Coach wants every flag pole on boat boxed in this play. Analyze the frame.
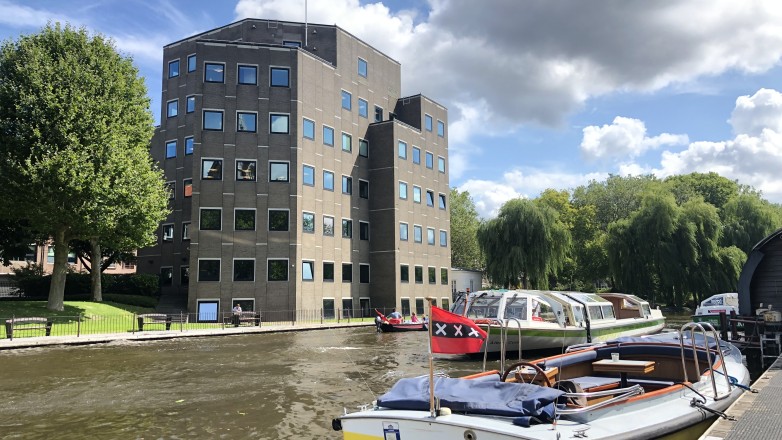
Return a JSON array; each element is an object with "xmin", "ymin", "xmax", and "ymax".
[{"xmin": 426, "ymin": 296, "xmax": 436, "ymax": 418}]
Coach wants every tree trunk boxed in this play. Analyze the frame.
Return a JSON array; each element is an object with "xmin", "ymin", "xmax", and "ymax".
[
  {"xmin": 90, "ymin": 237, "xmax": 103, "ymax": 302},
  {"xmin": 47, "ymin": 227, "xmax": 69, "ymax": 311}
]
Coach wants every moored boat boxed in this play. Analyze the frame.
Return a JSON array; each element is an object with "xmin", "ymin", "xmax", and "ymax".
[{"xmin": 692, "ymin": 292, "xmax": 739, "ymax": 329}]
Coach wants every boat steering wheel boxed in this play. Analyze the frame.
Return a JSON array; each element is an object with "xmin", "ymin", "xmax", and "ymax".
[{"xmin": 500, "ymin": 361, "xmax": 552, "ymax": 386}]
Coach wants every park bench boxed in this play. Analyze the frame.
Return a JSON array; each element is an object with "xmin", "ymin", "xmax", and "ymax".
[
  {"xmin": 5, "ymin": 317, "xmax": 53, "ymax": 339},
  {"xmin": 226, "ymin": 311, "xmax": 262, "ymax": 327},
  {"xmin": 136, "ymin": 313, "xmax": 188, "ymax": 331}
]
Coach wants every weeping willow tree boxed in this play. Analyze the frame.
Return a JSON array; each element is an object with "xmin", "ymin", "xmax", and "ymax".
[{"xmin": 478, "ymin": 198, "xmax": 571, "ymax": 289}]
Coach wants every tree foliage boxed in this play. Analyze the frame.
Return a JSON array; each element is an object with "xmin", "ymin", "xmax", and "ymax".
[
  {"xmin": 449, "ymin": 188, "xmax": 483, "ymax": 269},
  {"xmin": 720, "ymin": 194, "xmax": 780, "ymax": 254}
]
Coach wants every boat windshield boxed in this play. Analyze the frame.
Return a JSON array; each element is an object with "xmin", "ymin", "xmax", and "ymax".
[
  {"xmin": 503, "ymin": 296, "xmax": 527, "ymax": 320},
  {"xmin": 466, "ymin": 296, "xmax": 501, "ymax": 319},
  {"xmin": 531, "ymin": 297, "xmax": 558, "ymax": 323}
]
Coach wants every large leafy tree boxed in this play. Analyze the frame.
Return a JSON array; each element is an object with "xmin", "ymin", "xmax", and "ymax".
[
  {"xmin": 449, "ymin": 188, "xmax": 483, "ymax": 269},
  {"xmin": 572, "ymin": 174, "xmax": 660, "ymax": 231},
  {"xmin": 664, "ymin": 172, "xmax": 741, "ymax": 210},
  {"xmin": 720, "ymin": 194, "xmax": 780, "ymax": 254},
  {"xmin": 0, "ymin": 23, "xmax": 168, "ymax": 309}
]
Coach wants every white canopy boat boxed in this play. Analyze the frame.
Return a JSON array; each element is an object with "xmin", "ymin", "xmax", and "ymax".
[
  {"xmin": 334, "ymin": 325, "xmax": 751, "ymax": 440},
  {"xmin": 450, "ymin": 289, "xmax": 666, "ymax": 354}
]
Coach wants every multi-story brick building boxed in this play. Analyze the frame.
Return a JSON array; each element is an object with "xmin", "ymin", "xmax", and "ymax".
[{"xmin": 138, "ymin": 19, "xmax": 451, "ymax": 321}]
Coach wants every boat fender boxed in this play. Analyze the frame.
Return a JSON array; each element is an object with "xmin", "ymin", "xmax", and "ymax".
[
  {"xmin": 463, "ymin": 429, "xmax": 477, "ymax": 440},
  {"xmin": 438, "ymin": 407, "xmax": 452, "ymax": 416},
  {"xmin": 331, "ymin": 418, "xmax": 342, "ymax": 431}
]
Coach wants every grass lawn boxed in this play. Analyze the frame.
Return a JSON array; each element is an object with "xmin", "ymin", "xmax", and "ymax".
[{"xmin": 0, "ymin": 300, "xmax": 155, "ymax": 318}]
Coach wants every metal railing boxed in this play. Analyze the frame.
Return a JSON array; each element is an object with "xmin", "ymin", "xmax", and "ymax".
[{"xmin": 679, "ymin": 322, "xmax": 733, "ymax": 400}]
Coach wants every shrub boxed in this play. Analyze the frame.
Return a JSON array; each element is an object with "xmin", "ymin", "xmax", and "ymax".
[
  {"xmin": 103, "ymin": 294, "xmax": 158, "ymax": 308},
  {"xmin": 13, "ymin": 271, "xmax": 160, "ymax": 298},
  {"xmin": 111, "ymin": 274, "xmax": 159, "ymax": 297}
]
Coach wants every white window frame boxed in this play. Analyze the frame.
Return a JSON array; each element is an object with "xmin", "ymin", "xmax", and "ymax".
[
  {"xmin": 269, "ymin": 112, "xmax": 290, "ymax": 134},
  {"xmin": 232, "ymin": 258, "xmax": 256, "ymax": 282},
  {"xmin": 302, "ymin": 260, "xmax": 315, "ymax": 281},
  {"xmin": 204, "ymin": 61, "xmax": 226, "ymax": 83},
  {"xmin": 237, "ymin": 63, "xmax": 258, "ymax": 85},
  {"xmin": 199, "ymin": 207, "xmax": 223, "ymax": 231},
  {"xmin": 269, "ymin": 160, "xmax": 290, "ymax": 183},
  {"xmin": 197, "ymin": 258, "xmax": 221, "ymax": 282},
  {"xmin": 166, "ymin": 99, "xmax": 178, "ymax": 118},
  {"xmin": 202, "ymin": 108, "xmax": 224, "ymax": 131},
  {"xmin": 162, "ymin": 223, "xmax": 174, "ymax": 242},
  {"xmin": 236, "ymin": 110, "xmax": 258, "ymax": 133},
  {"xmin": 234, "ymin": 207, "xmax": 257, "ymax": 231},
  {"xmin": 235, "ymin": 158, "xmax": 257, "ymax": 182},
  {"xmin": 201, "ymin": 157, "xmax": 224, "ymax": 181},
  {"xmin": 266, "ymin": 258, "xmax": 290, "ymax": 282},
  {"xmin": 268, "ymin": 208, "xmax": 291, "ymax": 232}
]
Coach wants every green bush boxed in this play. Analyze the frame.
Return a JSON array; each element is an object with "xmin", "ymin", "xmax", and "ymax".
[
  {"xmin": 13, "ymin": 271, "xmax": 160, "ymax": 298},
  {"xmin": 111, "ymin": 274, "xmax": 159, "ymax": 297},
  {"xmin": 103, "ymin": 293, "xmax": 158, "ymax": 308}
]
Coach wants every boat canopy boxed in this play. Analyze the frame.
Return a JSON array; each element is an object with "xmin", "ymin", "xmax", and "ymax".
[{"xmin": 566, "ymin": 293, "xmax": 616, "ymax": 322}]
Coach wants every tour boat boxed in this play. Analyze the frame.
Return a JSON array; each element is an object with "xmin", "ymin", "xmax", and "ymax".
[
  {"xmin": 450, "ymin": 289, "xmax": 666, "ymax": 354},
  {"xmin": 375, "ymin": 310, "xmax": 427, "ymax": 332},
  {"xmin": 333, "ymin": 326, "xmax": 751, "ymax": 440},
  {"xmin": 692, "ymin": 292, "xmax": 739, "ymax": 329}
]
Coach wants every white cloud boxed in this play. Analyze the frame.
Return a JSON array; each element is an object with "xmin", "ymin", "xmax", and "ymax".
[
  {"xmin": 0, "ymin": 0, "xmax": 64, "ymax": 28},
  {"xmin": 580, "ymin": 116, "xmax": 688, "ymax": 161},
  {"xmin": 729, "ymin": 88, "xmax": 782, "ymax": 136}
]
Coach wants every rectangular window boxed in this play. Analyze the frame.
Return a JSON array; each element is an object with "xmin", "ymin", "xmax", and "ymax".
[
  {"xmin": 414, "ymin": 225, "xmax": 422, "ymax": 243},
  {"xmin": 342, "ymin": 176, "xmax": 352, "ymax": 195},
  {"xmin": 302, "ymin": 212, "xmax": 315, "ymax": 233},
  {"xmin": 399, "ymin": 222, "xmax": 408, "ymax": 241},
  {"xmin": 441, "ymin": 268, "xmax": 448, "ymax": 285},
  {"xmin": 183, "ymin": 179, "xmax": 192, "ymax": 198},
  {"xmin": 399, "ymin": 181, "xmax": 408, "ymax": 200},
  {"xmin": 437, "ymin": 120, "xmax": 445, "ymax": 137},
  {"xmin": 302, "ymin": 261, "xmax": 314, "ymax": 281},
  {"xmin": 440, "ymin": 230, "xmax": 447, "ymax": 246},
  {"xmin": 235, "ymin": 209, "xmax": 256, "ymax": 231},
  {"xmin": 358, "ymin": 57, "xmax": 367, "ymax": 77},
  {"xmin": 165, "ymin": 140, "xmax": 176, "ymax": 159},
  {"xmin": 168, "ymin": 59, "xmax": 179, "ymax": 78},
  {"xmin": 205, "ymin": 63, "xmax": 225, "ymax": 83},
  {"xmin": 342, "ymin": 132, "xmax": 352, "ymax": 152},
  {"xmin": 184, "ymin": 137, "xmax": 194, "ymax": 156},
  {"xmin": 358, "ymin": 98, "xmax": 368, "ymax": 118},
  {"xmin": 359, "ymin": 264, "xmax": 370, "ymax": 283},
  {"xmin": 438, "ymin": 193, "xmax": 446, "ymax": 209},
  {"xmin": 283, "ymin": 40, "xmax": 301, "ymax": 48},
  {"xmin": 268, "ymin": 209, "xmax": 289, "ymax": 231},
  {"xmin": 359, "ymin": 139, "xmax": 368, "ymax": 157},
  {"xmin": 203, "ymin": 110, "xmax": 223, "ymax": 130},
  {"xmin": 342, "ymin": 263, "xmax": 352, "ymax": 282},
  {"xmin": 401, "ymin": 298, "xmax": 411, "ymax": 316},
  {"xmin": 426, "ymin": 190, "xmax": 434, "ymax": 207},
  {"xmin": 400, "ymin": 265, "xmax": 409, "ymax": 283},
  {"xmin": 425, "ymin": 114, "xmax": 433, "ymax": 131},
  {"xmin": 438, "ymin": 156, "xmax": 446, "ymax": 173},
  {"xmin": 186, "ymin": 95, "xmax": 195, "ymax": 113},
  {"xmin": 237, "ymin": 112, "xmax": 257, "ymax": 132},
  {"xmin": 187, "ymin": 54, "xmax": 196, "ymax": 72},
  {"xmin": 167, "ymin": 100, "xmax": 178, "ymax": 118},
  {"xmin": 427, "ymin": 227, "xmax": 435, "ymax": 245},
  {"xmin": 359, "ymin": 180, "xmax": 369, "ymax": 199},
  {"xmin": 323, "ymin": 216, "xmax": 334, "ymax": 236},
  {"xmin": 414, "ymin": 266, "xmax": 423, "ymax": 283},
  {"xmin": 200, "ymin": 208, "xmax": 221, "ymax": 230},
  {"xmin": 428, "ymin": 267, "xmax": 436, "ymax": 284},
  {"xmin": 342, "ymin": 298, "xmax": 353, "ymax": 319},
  {"xmin": 182, "ymin": 222, "xmax": 190, "ymax": 240},
  {"xmin": 374, "ymin": 106, "xmax": 383, "ymax": 122},
  {"xmin": 162, "ymin": 224, "xmax": 174, "ymax": 242},
  {"xmin": 269, "ymin": 162, "xmax": 289, "ymax": 182},
  {"xmin": 416, "ymin": 298, "xmax": 425, "ymax": 315},
  {"xmin": 180, "ymin": 266, "xmax": 189, "ymax": 285},
  {"xmin": 270, "ymin": 114, "xmax": 289, "ymax": 134},
  {"xmin": 341, "ymin": 90, "xmax": 352, "ymax": 110},
  {"xmin": 413, "ymin": 186, "xmax": 421, "ymax": 203},
  {"xmin": 238, "ymin": 65, "xmax": 257, "ymax": 85},
  {"xmin": 412, "ymin": 147, "xmax": 420, "ymax": 164},
  {"xmin": 270, "ymin": 67, "xmax": 289, "ymax": 87},
  {"xmin": 236, "ymin": 159, "xmax": 257, "ymax": 181},
  {"xmin": 322, "ymin": 127, "xmax": 335, "ymax": 148},
  {"xmin": 303, "ymin": 118, "xmax": 315, "ymax": 140},
  {"xmin": 359, "ymin": 221, "xmax": 369, "ymax": 241},
  {"xmin": 234, "ymin": 259, "xmax": 255, "ymax": 281},
  {"xmin": 267, "ymin": 259, "xmax": 288, "ymax": 281},
  {"xmin": 425, "ymin": 152, "xmax": 434, "ymax": 169},
  {"xmin": 201, "ymin": 158, "xmax": 223, "ymax": 180},
  {"xmin": 323, "ymin": 262, "xmax": 334, "ymax": 281},
  {"xmin": 166, "ymin": 181, "xmax": 175, "ymax": 199},
  {"xmin": 198, "ymin": 259, "xmax": 220, "ymax": 282},
  {"xmin": 342, "ymin": 219, "xmax": 353, "ymax": 238},
  {"xmin": 303, "ymin": 165, "xmax": 315, "ymax": 186},
  {"xmin": 323, "ymin": 170, "xmax": 334, "ymax": 190},
  {"xmin": 398, "ymin": 140, "xmax": 407, "ymax": 159}
]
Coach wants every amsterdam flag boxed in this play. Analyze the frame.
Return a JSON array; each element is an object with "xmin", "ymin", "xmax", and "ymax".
[{"xmin": 430, "ymin": 306, "xmax": 488, "ymax": 354}]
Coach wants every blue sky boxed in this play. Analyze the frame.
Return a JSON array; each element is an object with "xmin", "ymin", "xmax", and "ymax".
[{"xmin": 2, "ymin": 0, "xmax": 782, "ymax": 218}]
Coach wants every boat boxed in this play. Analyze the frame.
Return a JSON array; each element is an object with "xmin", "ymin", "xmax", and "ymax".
[
  {"xmin": 375, "ymin": 310, "xmax": 427, "ymax": 332},
  {"xmin": 333, "ymin": 325, "xmax": 751, "ymax": 439},
  {"xmin": 692, "ymin": 293, "xmax": 739, "ymax": 329},
  {"xmin": 448, "ymin": 289, "xmax": 666, "ymax": 354}
]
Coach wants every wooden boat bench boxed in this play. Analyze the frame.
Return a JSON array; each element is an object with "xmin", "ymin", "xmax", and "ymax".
[{"xmin": 4, "ymin": 317, "xmax": 53, "ymax": 339}]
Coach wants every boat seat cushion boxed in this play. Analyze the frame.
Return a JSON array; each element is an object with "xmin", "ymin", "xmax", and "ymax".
[
  {"xmin": 562, "ymin": 376, "xmax": 620, "ymax": 391},
  {"xmin": 535, "ymin": 349, "xmax": 597, "ymax": 370}
]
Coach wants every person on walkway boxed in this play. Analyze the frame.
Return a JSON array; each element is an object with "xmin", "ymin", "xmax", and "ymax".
[{"xmin": 232, "ymin": 304, "xmax": 242, "ymax": 326}]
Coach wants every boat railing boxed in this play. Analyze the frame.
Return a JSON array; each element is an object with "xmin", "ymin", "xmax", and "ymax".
[
  {"xmin": 679, "ymin": 322, "xmax": 733, "ymax": 401},
  {"xmin": 556, "ymin": 384, "xmax": 644, "ymax": 415},
  {"xmin": 482, "ymin": 319, "xmax": 503, "ymax": 372},
  {"xmin": 500, "ymin": 318, "xmax": 524, "ymax": 373}
]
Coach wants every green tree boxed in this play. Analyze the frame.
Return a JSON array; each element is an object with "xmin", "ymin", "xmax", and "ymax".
[
  {"xmin": 572, "ymin": 174, "xmax": 660, "ymax": 230},
  {"xmin": 449, "ymin": 188, "xmax": 482, "ymax": 269},
  {"xmin": 0, "ymin": 23, "xmax": 168, "ymax": 309},
  {"xmin": 720, "ymin": 194, "xmax": 780, "ymax": 254},
  {"xmin": 664, "ymin": 172, "xmax": 741, "ymax": 210}
]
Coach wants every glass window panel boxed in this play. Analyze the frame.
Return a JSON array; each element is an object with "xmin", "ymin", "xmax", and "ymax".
[
  {"xmin": 166, "ymin": 141, "xmax": 176, "ymax": 159},
  {"xmin": 236, "ymin": 160, "xmax": 256, "ymax": 181},
  {"xmin": 438, "ymin": 157, "xmax": 446, "ymax": 173},
  {"xmin": 398, "ymin": 141, "xmax": 407, "ymax": 159},
  {"xmin": 358, "ymin": 98, "xmax": 368, "ymax": 118},
  {"xmin": 440, "ymin": 230, "xmax": 447, "ymax": 246},
  {"xmin": 342, "ymin": 176, "xmax": 352, "ymax": 194},
  {"xmin": 185, "ymin": 137, "xmax": 194, "ymax": 155},
  {"xmin": 427, "ymin": 228, "xmax": 435, "ymax": 245},
  {"xmin": 167, "ymin": 100, "xmax": 178, "ymax": 118},
  {"xmin": 342, "ymin": 263, "xmax": 352, "ymax": 282},
  {"xmin": 269, "ymin": 162, "xmax": 289, "ymax": 182},
  {"xmin": 399, "ymin": 223, "xmax": 408, "ymax": 241},
  {"xmin": 439, "ymin": 194, "xmax": 446, "ymax": 209},
  {"xmin": 323, "ymin": 262, "xmax": 334, "ymax": 281},
  {"xmin": 425, "ymin": 114, "xmax": 432, "ymax": 131},
  {"xmin": 235, "ymin": 209, "xmax": 255, "ymax": 230},
  {"xmin": 270, "ymin": 114, "xmax": 289, "ymax": 134},
  {"xmin": 267, "ymin": 260, "xmax": 288, "ymax": 281},
  {"xmin": 270, "ymin": 68, "xmax": 289, "ymax": 87},
  {"xmin": 323, "ymin": 216, "xmax": 334, "ymax": 236},
  {"xmin": 183, "ymin": 179, "xmax": 192, "ymax": 197},
  {"xmin": 168, "ymin": 60, "xmax": 179, "ymax": 78},
  {"xmin": 302, "ymin": 212, "xmax": 315, "ymax": 233},
  {"xmin": 413, "ymin": 186, "xmax": 421, "ymax": 203},
  {"xmin": 303, "ymin": 118, "xmax": 315, "ymax": 140},
  {"xmin": 187, "ymin": 55, "xmax": 196, "ymax": 72},
  {"xmin": 203, "ymin": 110, "xmax": 223, "ymax": 130},
  {"xmin": 323, "ymin": 126, "xmax": 334, "ymax": 146},
  {"xmin": 441, "ymin": 268, "xmax": 448, "ymax": 284},
  {"xmin": 342, "ymin": 219, "xmax": 352, "ymax": 238},
  {"xmin": 302, "ymin": 261, "xmax": 314, "ymax": 281},
  {"xmin": 234, "ymin": 260, "xmax": 255, "ymax": 281},
  {"xmin": 374, "ymin": 106, "xmax": 382, "ymax": 122},
  {"xmin": 400, "ymin": 265, "xmax": 409, "ymax": 282},
  {"xmin": 360, "ymin": 222, "xmax": 369, "ymax": 240},
  {"xmin": 359, "ymin": 180, "xmax": 368, "ymax": 199},
  {"xmin": 428, "ymin": 267, "xmax": 436, "ymax": 284},
  {"xmin": 415, "ymin": 266, "xmax": 423, "ymax": 283},
  {"xmin": 358, "ymin": 58, "xmax": 367, "ymax": 77},
  {"xmin": 186, "ymin": 96, "xmax": 195, "ymax": 113},
  {"xmin": 414, "ymin": 225, "xmax": 422, "ymax": 243},
  {"xmin": 200, "ymin": 209, "xmax": 221, "ymax": 230},
  {"xmin": 323, "ymin": 170, "xmax": 334, "ymax": 190},
  {"xmin": 360, "ymin": 264, "xmax": 369, "ymax": 283},
  {"xmin": 237, "ymin": 112, "xmax": 257, "ymax": 132},
  {"xmin": 341, "ymin": 90, "xmax": 351, "ymax": 110},
  {"xmin": 426, "ymin": 190, "xmax": 434, "ymax": 207},
  {"xmin": 426, "ymin": 152, "xmax": 434, "ymax": 169},
  {"xmin": 342, "ymin": 133, "xmax": 351, "ymax": 152},
  {"xmin": 269, "ymin": 210, "xmax": 289, "ymax": 231},
  {"xmin": 198, "ymin": 260, "xmax": 220, "ymax": 281},
  {"xmin": 238, "ymin": 65, "xmax": 257, "ymax": 85},
  {"xmin": 303, "ymin": 165, "xmax": 315, "ymax": 186},
  {"xmin": 359, "ymin": 139, "xmax": 368, "ymax": 157},
  {"xmin": 202, "ymin": 159, "xmax": 223, "ymax": 180},
  {"xmin": 399, "ymin": 182, "xmax": 407, "ymax": 199},
  {"xmin": 437, "ymin": 120, "xmax": 445, "ymax": 137},
  {"xmin": 412, "ymin": 147, "xmax": 420, "ymax": 164},
  {"xmin": 205, "ymin": 63, "xmax": 224, "ymax": 82}
]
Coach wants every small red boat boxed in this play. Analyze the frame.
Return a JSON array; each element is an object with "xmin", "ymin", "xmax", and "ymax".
[{"xmin": 375, "ymin": 310, "xmax": 428, "ymax": 332}]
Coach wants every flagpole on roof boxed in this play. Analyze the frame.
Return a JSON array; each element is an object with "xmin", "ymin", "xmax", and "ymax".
[
  {"xmin": 304, "ymin": 0, "xmax": 308, "ymax": 47},
  {"xmin": 426, "ymin": 296, "xmax": 436, "ymax": 418}
]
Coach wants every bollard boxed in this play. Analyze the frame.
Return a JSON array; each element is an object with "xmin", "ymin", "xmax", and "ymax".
[{"xmin": 719, "ymin": 312, "xmax": 728, "ymax": 341}]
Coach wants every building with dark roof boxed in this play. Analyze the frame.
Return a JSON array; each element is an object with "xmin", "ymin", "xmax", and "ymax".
[{"xmin": 738, "ymin": 228, "xmax": 782, "ymax": 315}]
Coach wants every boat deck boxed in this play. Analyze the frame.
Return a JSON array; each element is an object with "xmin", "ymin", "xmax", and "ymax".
[{"xmin": 701, "ymin": 355, "xmax": 782, "ymax": 439}]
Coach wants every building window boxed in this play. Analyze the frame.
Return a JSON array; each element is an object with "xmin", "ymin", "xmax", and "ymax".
[
  {"xmin": 302, "ymin": 261, "xmax": 314, "ymax": 281},
  {"xmin": 416, "ymin": 298, "xmax": 425, "ymax": 315},
  {"xmin": 237, "ymin": 112, "xmax": 257, "ymax": 132},
  {"xmin": 238, "ymin": 65, "xmax": 257, "ymax": 85},
  {"xmin": 441, "ymin": 268, "xmax": 448, "ymax": 285},
  {"xmin": 270, "ymin": 67, "xmax": 289, "ymax": 87},
  {"xmin": 269, "ymin": 162, "xmax": 289, "ymax": 182},
  {"xmin": 358, "ymin": 57, "xmax": 367, "ymax": 77},
  {"xmin": 437, "ymin": 120, "xmax": 445, "ymax": 137},
  {"xmin": 168, "ymin": 59, "xmax": 179, "ymax": 78},
  {"xmin": 323, "ymin": 262, "xmax": 334, "ymax": 281},
  {"xmin": 400, "ymin": 265, "xmax": 409, "ymax": 283},
  {"xmin": 425, "ymin": 114, "xmax": 432, "ymax": 131},
  {"xmin": 182, "ymin": 222, "xmax": 190, "ymax": 240},
  {"xmin": 427, "ymin": 228, "xmax": 435, "ymax": 245},
  {"xmin": 399, "ymin": 223, "xmax": 408, "ymax": 241},
  {"xmin": 270, "ymin": 114, "xmax": 289, "ymax": 134},
  {"xmin": 165, "ymin": 140, "xmax": 176, "ymax": 159},
  {"xmin": 399, "ymin": 181, "xmax": 408, "ymax": 200},
  {"xmin": 267, "ymin": 259, "xmax": 288, "ymax": 281},
  {"xmin": 187, "ymin": 54, "xmax": 196, "ymax": 72},
  {"xmin": 186, "ymin": 96, "xmax": 195, "ymax": 113},
  {"xmin": 413, "ymin": 186, "xmax": 421, "ymax": 204},
  {"xmin": 323, "ymin": 170, "xmax": 334, "ymax": 190},
  {"xmin": 428, "ymin": 267, "xmax": 436, "ymax": 284},
  {"xmin": 203, "ymin": 110, "xmax": 223, "ymax": 131},
  {"xmin": 322, "ymin": 126, "xmax": 335, "ymax": 147},
  {"xmin": 341, "ymin": 90, "xmax": 351, "ymax": 110},
  {"xmin": 235, "ymin": 209, "xmax": 256, "ymax": 231},
  {"xmin": 342, "ymin": 219, "xmax": 353, "ymax": 238},
  {"xmin": 185, "ymin": 136, "xmax": 194, "ymax": 155},
  {"xmin": 342, "ymin": 263, "xmax": 352, "ymax": 282},
  {"xmin": 234, "ymin": 259, "xmax": 255, "ymax": 281},
  {"xmin": 341, "ymin": 176, "xmax": 352, "ymax": 195},
  {"xmin": 412, "ymin": 147, "xmax": 420, "ymax": 164},
  {"xmin": 414, "ymin": 225, "xmax": 422, "ymax": 243},
  {"xmin": 236, "ymin": 160, "xmax": 257, "ymax": 181},
  {"xmin": 198, "ymin": 259, "xmax": 220, "ymax": 282},
  {"xmin": 180, "ymin": 266, "xmax": 189, "ymax": 285},
  {"xmin": 342, "ymin": 132, "xmax": 352, "ymax": 152},
  {"xmin": 438, "ymin": 193, "xmax": 446, "ymax": 209},
  {"xmin": 162, "ymin": 224, "xmax": 174, "ymax": 242},
  {"xmin": 303, "ymin": 165, "xmax": 315, "ymax": 186},
  {"xmin": 358, "ymin": 98, "xmax": 368, "ymax": 118},
  {"xmin": 359, "ymin": 264, "xmax": 370, "ymax": 283},
  {"xmin": 359, "ymin": 139, "xmax": 368, "ymax": 157},
  {"xmin": 166, "ymin": 181, "xmax": 175, "ymax": 199},
  {"xmin": 359, "ymin": 180, "xmax": 369, "ymax": 199},
  {"xmin": 204, "ymin": 63, "xmax": 225, "ymax": 83},
  {"xmin": 302, "ymin": 212, "xmax": 315, "ymax": 233},
  {"xmin": 426, "ymin": 152, "xmax": 434, "ymax": 169},
  {"xmin": 359, "ymin": 221, "xmax": 369, "ymax": 241},
  {"xmin": 268, "ymin": 210, "xmax": 289, "ymax": 231},
  {"xmin": 414, "ymin": 266, "xmax": 423, "ymax": 284},
  {"xmin": 283, "ymin": 40, "xmax": 301, "ymax": 48},
  {"xmin": 440, "ymin": 230, "xmax": 448, "ymax": 246},
  {"xmin": 438, "ymin": 156, "xmax": 446, "ymax": 173},
  {"xmin": 426, "ymin": 190, "xmax": 434, "ymax": 207},
  {"xmin": 398, "ymin": 140, "xmax": 407, "ymax": 159},
  {"xmin": 323, "ymin": 216, "xmax": 334, "ymax": 236},
  {"xmin": 167, "ymin": 100, "xmax": 178, "ymax": 118},
  {"xmin": 200, "ymin": 208, "xmax": 221, "ymax": 230},
  {"xmin": 374, "ymin": 105, "xmax": 382, "ymax": 122},
  {"xmin": 303, "ymin": 118, "xmax": 315, "ymax": 140},
  {"xmin": 183, "ymin": 179, "xmax": 192, "ymax": 197},
  {"xmin": 202, "ymin": 158, "xmax": 223, "ymax": 180}
]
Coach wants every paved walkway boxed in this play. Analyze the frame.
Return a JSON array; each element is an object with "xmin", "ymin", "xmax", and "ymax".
[{"xmin": 0, "ymin": 321, "xmax": 375, "ymax": 350}]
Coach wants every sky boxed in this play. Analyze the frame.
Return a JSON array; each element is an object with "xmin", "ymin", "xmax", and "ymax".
[{"xmin": 1, "ymin": 0, "xmax": 782, "ymax": 218}]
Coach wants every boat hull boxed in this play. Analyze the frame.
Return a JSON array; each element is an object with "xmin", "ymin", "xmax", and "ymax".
[{"xmin": 379, "ymin": 322, "xmax": 427, "ymax": 332}]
